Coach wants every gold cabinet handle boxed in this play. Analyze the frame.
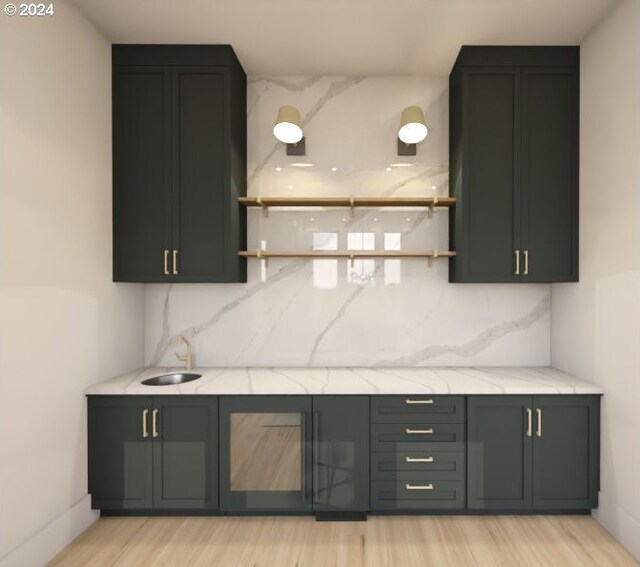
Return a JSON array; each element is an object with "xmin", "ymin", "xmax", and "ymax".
[
  {"xmin": 142, "ymin": 409, "xmax": 149, "ymax": 438},
  {"xmin": 526, "ymin": 408, "xmax": 532, "ymax": 437},
  {"xmin": 524, "ymin": 250, "xmax": 529, "ymax": 275},
  {"xmin": 172, "ymin": 250, "xmax": 179, "ymax": 275},
  {"xmin": 536, "ymin": 408, "xmax": 542, "ymax": 437},
  {"xmin": 405, "ymin": 428, "xmax": 434, "ymax": 435},
  {"xmin": 406, "ymin": 483, "xmax": 434, "ymax": 490},
  {"xmin": 515, "ymin": 249, "xmax": 520, "ymax": 275},
  {"xmin": 163, "ymin": 250, "xmax": 169, "ymax": 275},
  {"xmin": 405, "ymin": 456, "xmax": 434, "ymax": 463},
  {"xmin": 405, "ymin": 399, "xmax": 434, "ymax": 405},
  {"xmin": 152, "ymin": 409, "xmax": 159, "ymax": 438}
]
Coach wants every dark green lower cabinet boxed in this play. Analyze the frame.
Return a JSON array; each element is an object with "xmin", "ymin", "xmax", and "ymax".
[
  {"xmin": 89, "ymin": 393, "xmax": 600, "ymax": 516},
  {"xmin": 369, "ymin": 395, "xmax": 467, "ymax": 512},
  {"xmin": 532, "ymin": 396, "xmax": 599, "ymax": 510},
  {"xmin": 88, "ymin": 396, "xmax": 154, "ymax": 510},
  {"xmin": 313, "ymin": 396, "xmax": 369, "ymax": 512},
  {"xmin": 467, "ymin": 395, "xmax": 599, "ymax": 511},
  {"xmin": 467, "ymin": 396, "xmax": 532, "ymax": 510},
  {"xmin": 88, "ymin": 395, "xmax": 218, "ymax": 511},
  {"xmin": 371, "ymin": 481, "xmax": 465, "ymax": 510},
  {"xmin": 152, "ymin": 397, "xmax": 219, "ymax": 509}
]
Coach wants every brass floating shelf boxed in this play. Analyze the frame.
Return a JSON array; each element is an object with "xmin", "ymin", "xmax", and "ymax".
[
  {"xmin": 239, "ymin": 196, "xmax": 456, "ymax": 208},
  {"xmin": 240, "ymin": 196, "xmax": 455, "ymax": 219},
  {"xmin": 239, "ymin": 250, "xmax": 456, "ymax": 267}
]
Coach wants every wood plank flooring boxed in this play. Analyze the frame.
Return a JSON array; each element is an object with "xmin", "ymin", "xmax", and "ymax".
[{"xmin": 49, "ymin": 515, "xmax": 638, "ymax": 567}]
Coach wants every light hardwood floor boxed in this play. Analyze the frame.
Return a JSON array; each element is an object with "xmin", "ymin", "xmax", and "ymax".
[{"xmin": 49, "ymin": 515, "xmax": 638, "ymax": 567}]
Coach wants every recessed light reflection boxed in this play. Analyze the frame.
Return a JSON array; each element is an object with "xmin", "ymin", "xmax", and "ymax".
[
  {"xmin": 342, "ymin": 218, "xmax": 347, "ymax": 222},
  {"xmin": 431, "ymin": 185, "xmax": 437, "ymax": 190},
  {"xmin": 275, "ymin": 167, "xmax": 282, "ymax": 172},
  {"xmin": 331, "ymin": 167, "xmax": 338, "ymax": 172},
  {"xmin": 290, "ymin": 163, "xmax": 314, "ymax": 167},
  {"xmin": 385, "ymin": 167, "xmax": 392, "ymax": 172},
  {"xmin": 310, "ymin": 217, "xmax": 315, "ymax": 221},
  {"xmin": 373, "ymin": 218, "xmax": 378, "ymax": 222},
  {"xmin": 406, "ymin": 218, "xmax": 412, "ymax": 222},
  {"xmin": 287, "ymin": 185, "xmax": 293, "ymax": 190},
  {"xmin": 390, "ymin": 163, "xmax": 414, "ymax": 168}
]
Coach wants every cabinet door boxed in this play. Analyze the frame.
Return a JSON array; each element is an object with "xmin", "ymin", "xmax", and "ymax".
[
  {"xmin": 113, "ymin": 67, "xmax": 173, "ymax": 282},
  {"xmin": 532, "ymin": 396, "xmax": 599, "ymax": 510},
  {"xmin": 313, "ymin": 396, "xmax": 369, "ymax": 512},
  {"xmin": 88, "ymin": 396, "xmax": 153, "ymax": 509},
  {"xmin": 467, "ymin": 396, "xmax": 532, "ymax": 510},
  {"xmin": 453, "ymin": 68, "xmax": 522, "ymax": 282},
  {"xmin": 521, "ymin": 69, "xmax": 578, "ymax": 282},
  {"xmin": 220, "ymin": 396, "xmax": 312, "ymax": 512},
  {"xmin": 172, "ymin": 67, "xmax": 240, "ymax": 282},
  {"xmin": 152, "ymin": 396, "xmax": 218, "ymax": 509}
]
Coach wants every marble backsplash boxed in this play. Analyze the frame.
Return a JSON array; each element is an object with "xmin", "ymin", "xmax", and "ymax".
[{"xmin": 143, "ymin": 76, "xmax": 550, "ymax": 367}]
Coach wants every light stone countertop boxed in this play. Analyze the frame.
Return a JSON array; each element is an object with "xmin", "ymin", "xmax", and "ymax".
[{"xmin": 85, "ymin": 367, "xmax": 604, "ymax": 396}]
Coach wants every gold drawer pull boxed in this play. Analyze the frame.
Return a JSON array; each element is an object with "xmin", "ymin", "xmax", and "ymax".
[
  {"xmin": 526, "ymin": 408, "xmax": 533, "ymax": 438},
  {"xmin": 152, "ymin": 409, "xmax": 159, "ymax": 438},
  {"xmin": 405, "ymin": 428, "xmax": 434, "ymax": 435},
  {"xmin": 536, "ymin": 408, "xmax": 542, "ymax": 437},
  {"xmin": 406, "ymin": 483, "xmax": 434, "ymax": 490},
  {"xmin": 405, "ymin": 399, "xmax": 434, "ymax": 405},
  {"xmin": 172, "ymin": 250, "xmax": 179, "ymax": 275},
  {"xmin": 142, "ymin": 409, "xmax": 149, "ymax": 438},
  {"xmin": 405, "ymin": 456, "xmax": 434, "ymax": 463},
  {"xmin": 163, "ymin": 250, "xmax": 169, "ymax": 275}
]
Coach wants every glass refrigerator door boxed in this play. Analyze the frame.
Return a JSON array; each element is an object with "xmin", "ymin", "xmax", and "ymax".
[{"xmin": 220, "ymin": 397, "xmax": 312, "ymax": 511}]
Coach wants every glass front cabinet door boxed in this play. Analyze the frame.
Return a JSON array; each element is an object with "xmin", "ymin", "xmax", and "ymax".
[{"xmin": 219, "ymin": 396, "xmax": 313, "ymax": 512}]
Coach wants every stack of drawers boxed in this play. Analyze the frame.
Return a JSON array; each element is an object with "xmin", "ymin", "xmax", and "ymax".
[{"xmin": 370, "ymin": 395, "xmax": 466, "ymax": 511}]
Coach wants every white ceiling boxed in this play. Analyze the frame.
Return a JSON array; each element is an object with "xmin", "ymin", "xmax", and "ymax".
[{"xmin": 71, "ymin": 0, "xmax": 618, "ymax": 76}]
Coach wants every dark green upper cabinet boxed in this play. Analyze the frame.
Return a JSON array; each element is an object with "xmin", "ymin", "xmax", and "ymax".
[
  {"xmin": 449, "ymin": 47, "xmax": 578, "ymax": 283},
  {"xmin": 112, "ymin": 45, "xmax": 247, "ymax": 283}
]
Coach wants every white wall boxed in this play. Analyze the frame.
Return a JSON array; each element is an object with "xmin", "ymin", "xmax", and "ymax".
[
  {"xmin": 0, "ymin": 2, "xmax": 144, "ymax": 565},
  {"xmin": 145, "ymin": 76, "xmax": 551, "ymax": 367},
  {"xmin": 551, "ymin": 0, "xmax": 640, "ymax": 559}
]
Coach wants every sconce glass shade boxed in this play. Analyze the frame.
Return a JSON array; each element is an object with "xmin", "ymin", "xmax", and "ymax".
[
  {"xmin": 273, "ymin": 105, "xmax": 304, "ymax": 144},
  {"xmin": 398, "ymin": 106, "xmax": 428, "ymax": 144}
]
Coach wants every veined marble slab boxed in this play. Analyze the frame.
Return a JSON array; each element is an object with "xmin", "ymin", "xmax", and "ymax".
[
  {"xmin": 143, "ymin": 76, "xmax": 552, "ymax": 369},
  {"xmin": 86, "ymin": 367, "xmax": 604, "ymax": 396}
]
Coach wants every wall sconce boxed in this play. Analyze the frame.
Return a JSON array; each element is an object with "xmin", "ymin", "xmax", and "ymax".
[
  {"xmin": 397, "ymin": 106, "xmax": 428, "ymax": 156},
  {"xmin": 273, "ymin": 105, "xmax": 306, "ymax": 156}
]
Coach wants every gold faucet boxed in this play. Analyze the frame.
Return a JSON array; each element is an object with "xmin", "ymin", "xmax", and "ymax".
[{"xmin": 174, "ymin": 335, "xmax": 193, "ymax": 371}]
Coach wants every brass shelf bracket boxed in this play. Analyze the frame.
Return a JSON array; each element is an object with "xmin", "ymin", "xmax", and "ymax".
[
  {"xmin": 428, "ymin": 196, "xmax": 439, "ymax": 219},
  {"xmin": 256, "ymin": 196, "xmax": 269, "ymax": 218}
]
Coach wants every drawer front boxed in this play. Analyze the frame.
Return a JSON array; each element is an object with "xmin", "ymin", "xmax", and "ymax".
[
  {"xmin": 371, "ymin": 481, "xmax": 465, "ymax": 510},
  {"xmin": 371, "ymin": 423, "xmax": 465, "ymax": 451},
  {"xmin": 371, "ymin": 396, "xmax": 465, "ymax": 424},
  {"xmin": 371, "ymin": 452, "xmax": 465, "ymax": 481}
]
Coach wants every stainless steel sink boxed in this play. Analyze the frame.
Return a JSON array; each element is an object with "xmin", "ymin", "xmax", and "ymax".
[{"xmin": 142, "ymin": 372, "xmax": 202, "ymax": 386}]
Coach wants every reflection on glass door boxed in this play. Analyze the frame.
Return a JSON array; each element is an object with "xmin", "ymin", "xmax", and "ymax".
[
  {"xmin": 230, "ymin": 412, "xmax": 302, "ymax": 491},
  {"xmin": 220, "ymin": 396, "xmax": 312, "ymax": 512}
]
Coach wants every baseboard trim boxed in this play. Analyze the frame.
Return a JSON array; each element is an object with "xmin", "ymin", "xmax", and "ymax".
[
  {"xmin": 593, "ymin": 497, "xmax": 640, "ymax": 560},
  {"xmin": 0, "ymin": 495, "xmax": 98, "ymax": 567}
]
